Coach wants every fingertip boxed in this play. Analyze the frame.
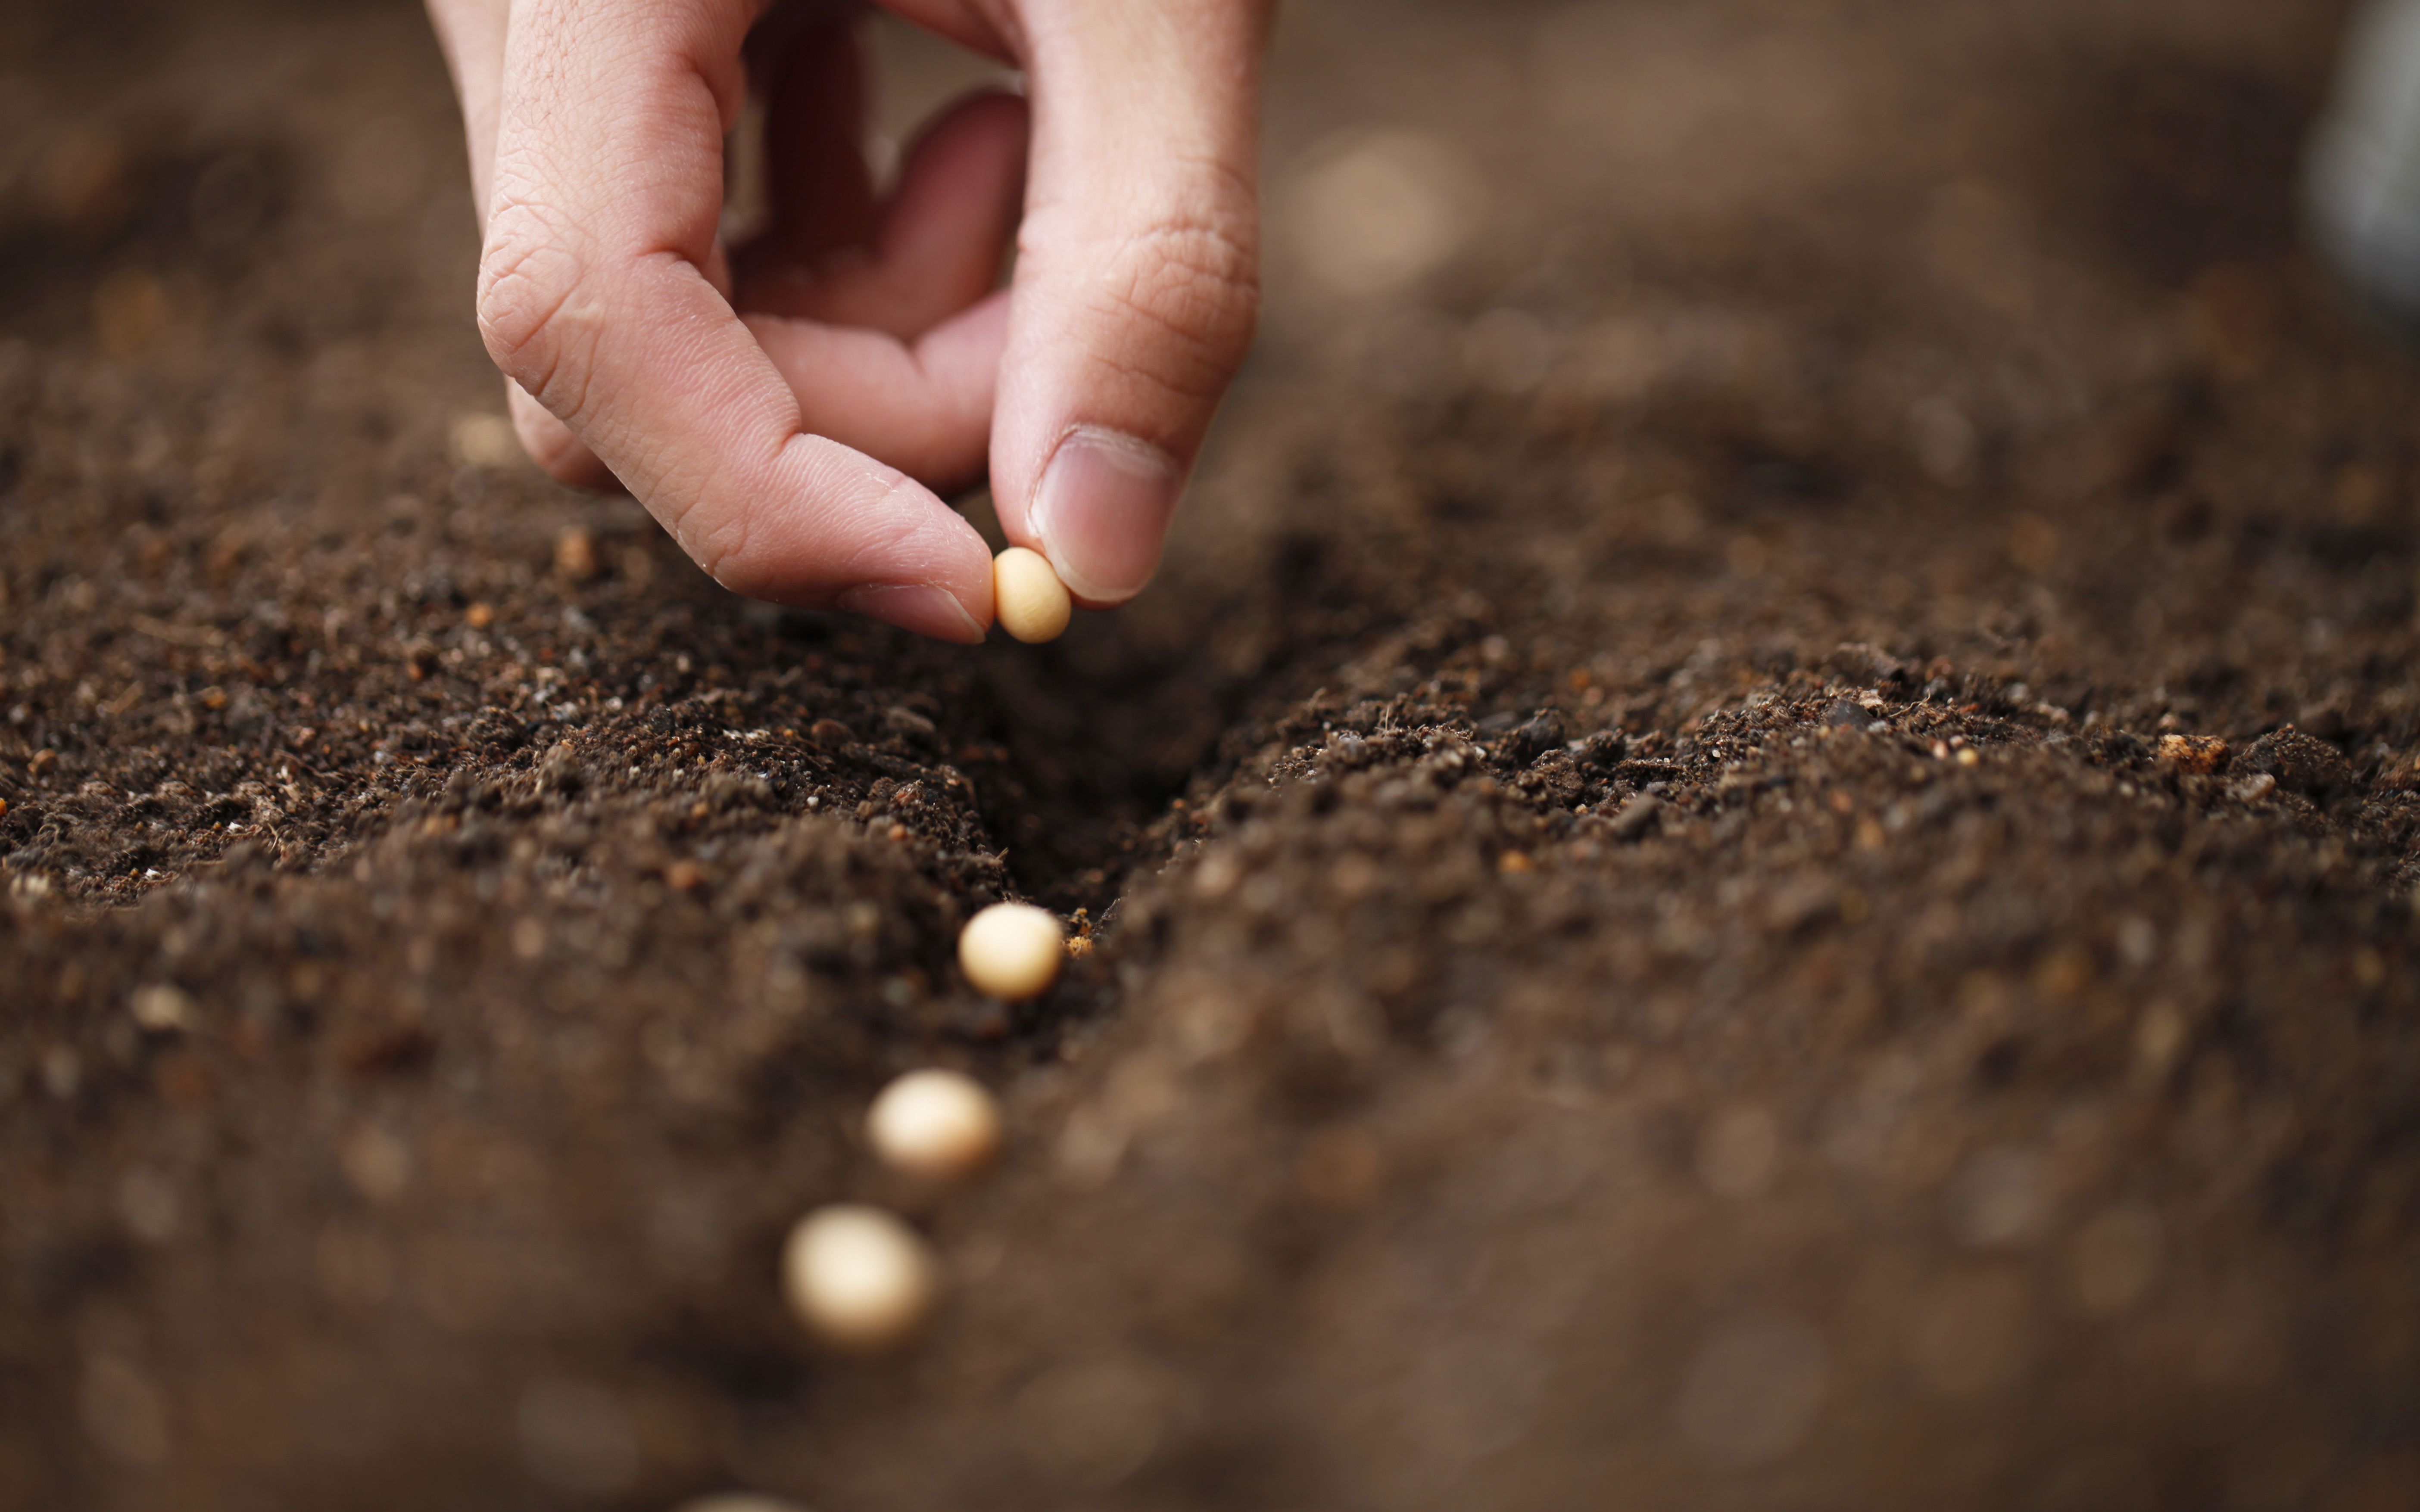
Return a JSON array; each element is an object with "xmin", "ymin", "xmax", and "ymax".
[
  {"xmin": 706, "ymin": 435, "xmax": 997, "ymax": 644},
  {"xmin": 508, "ymin": 385, "xmax": 615, "ymax": 490},
  {"xmin": 836, "ymin": 582, "xmax": 990, "ymax": 644},
  {"xmin": 1025, "ymin": 427, "xmax": 1184, "ymax": 607},
  {"xmin": 912, "ymin": 84, "xmax": 1029, "ymax": 143},
  {"xmin": 744, "ymin": 89, "xmax": 1027, "ymax": 341},
  {"xmin": 922, "ymin": 87, "xmax": 1030, "ymax": 170}
]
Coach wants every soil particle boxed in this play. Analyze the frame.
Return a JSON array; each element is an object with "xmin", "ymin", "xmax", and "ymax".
[
  {"xmin": 2235, "ymin": 725, "xmax": 2356, "ymax": 799},
  {"xmin": 1507, "ymin": 709, "xmax": 1567, "ymax": 765},
  {"xmin": 2157, "ymin": 732, "xmax": 2232, "ymax": 775}
]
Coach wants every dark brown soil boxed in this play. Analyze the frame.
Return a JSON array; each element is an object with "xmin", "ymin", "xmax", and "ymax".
[{"xmin": 5, "ymin": 0, "xmax": 2419, "ymax": 1508}]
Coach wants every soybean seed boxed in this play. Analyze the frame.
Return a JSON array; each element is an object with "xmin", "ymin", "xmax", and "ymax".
[
  {"xmin": 867, "ymin": 1069, "xmax": 1003, "ymax": 1182},
  {"xmin": 993, "ymin": 547, "xmax": 1072, "ymax": 644},
  {"xmin": 781, "ymin": 1205, "xmax": 937, "ymax": 1353},
  {"xmin": 958, "ymin": 901, "xmax": 1065, "ymax": 1001}
]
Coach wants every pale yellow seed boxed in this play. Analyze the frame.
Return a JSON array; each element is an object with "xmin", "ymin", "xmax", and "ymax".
[
  {"xmin": 867, "ymin": 1069, "xmax": 1004, "ymax": 1182},
  {"xmin": 782, "ymin": 1205, "xmax": 938, "ymax": 1353},
  {"xmin": 959, "ymin": 901, "xmax": 1065, "ymax": 1000},
  {"xmin": 993, "ymin": 547, "xmax": 1072, "ymax": 644}
]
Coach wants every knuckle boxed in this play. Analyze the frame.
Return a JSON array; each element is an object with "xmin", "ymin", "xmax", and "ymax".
[
  {"xmin": 1087, "ymin": 212, "xmax": 1261, "ymax": 393},
  {"xmin": 474, "ymin": 200, "xmax": 591, "ymax": 390}
]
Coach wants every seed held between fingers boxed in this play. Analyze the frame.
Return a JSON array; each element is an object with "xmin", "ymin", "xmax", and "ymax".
[
  {"xmin": 958, "ymin": 901, "xmax": 1065, "ymax": 1000},
  {"xmin": 782, "ymin": 1205, "xmax": 938, "ymax": 1353},
  {"xmin": 867, "ymin": 1069, "xmax": 1003, "ymax": 1182},
  {"xmin": 992, "ymin": 547, "xmax": 1072, "ymax": 644}
]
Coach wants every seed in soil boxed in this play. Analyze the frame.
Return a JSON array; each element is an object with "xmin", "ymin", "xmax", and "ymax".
[
  {"xmin": 959, "ymin": 902, "xmax": 1066, "ymax": 1000},
  {"xmin": 867, "ymin": 1069, "xmax": 1003, "ymax": 1182},
  {"xmin": 992, "ymin": 547, "xmax": 1071, "ymax": 644},
  {"xmin": 782, "ymin": 1205, "xmax": 938, "ymax": 1353}
]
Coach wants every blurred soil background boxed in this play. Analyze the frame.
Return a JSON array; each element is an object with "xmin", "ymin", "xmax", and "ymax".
[{"xmin": 3, "ymin": 0, "xmax": 2419, "ymax": 1507}]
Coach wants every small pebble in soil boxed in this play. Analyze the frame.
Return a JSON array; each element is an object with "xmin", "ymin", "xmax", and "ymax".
[
  {"xmin": 959, "ymin": 902, "xmax": 1065, "ymax": 1000},
  {"xmin": 554, "ymin": 525, "xmax": 602, "ymax": 583},
  {"xmin": 993, "ymin": 547, "xmax": 1072, "ymax": 644},
  {"xmin": 782, "ymin": 1205, "xmax": 938, "ymax": 1353},
  {"xmin": 1509, "ymin": 709, "xmax": 1567, "ymax": 765},
  {"xmin": 2234, "ymin": 725, "xmax": 2352, "ymax": 798},
  {"xmin": 2156, "ymin": 733, "xmax": 2230, "ymax": 775},
  {"xmin": 867, "ymin": 1069, "xmax": 1003, "ymax": 1182},
  {"xmin": 129, "ymin": 983, "xmax": 193, "ymax": 1032},
  {"xmin": 2228, "ymin": 772, "xmax": 2278, "ymax": 804}
]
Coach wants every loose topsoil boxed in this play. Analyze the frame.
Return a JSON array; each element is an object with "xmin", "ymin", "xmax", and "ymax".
[{"xmin": 4, "ymin": 0, "xmax": 2418, "ymax": 1508}]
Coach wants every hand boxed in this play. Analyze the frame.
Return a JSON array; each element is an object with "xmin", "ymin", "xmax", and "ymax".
[{"xmin": 425, "ymin": 0, "xmax": 1271, "ymax": 642}]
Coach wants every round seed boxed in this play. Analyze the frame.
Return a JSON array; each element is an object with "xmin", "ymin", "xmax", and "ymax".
[
  {"xmin": 993, "ymin": 547, "xmax": 1072, "ymax": 644},
  {"xmin": 959, "ymin": 901, "xmax": 1066, "ymax": 1001},
  {"xmin": 781, "ymin": 1205, "xmax": 938, "ymax": 1353},
  {"xmin": 867, "ymin": 1069, "xmax": 1003, "ymax": 1182}
]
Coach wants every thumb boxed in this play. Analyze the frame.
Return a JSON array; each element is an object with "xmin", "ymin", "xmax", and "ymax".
[{"xmin": 990, "ymin": 0, "xmax": 1271, "ymax": 607}]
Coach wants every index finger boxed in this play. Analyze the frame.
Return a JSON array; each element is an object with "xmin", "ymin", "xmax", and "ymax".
[{"xmin": 477, "ymin": 0, "xmax": 994, "ymax": 641}]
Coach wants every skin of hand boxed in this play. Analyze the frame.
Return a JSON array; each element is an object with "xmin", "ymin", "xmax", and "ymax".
[{"xmin": 424, "ymin": 0, "xmax": 1272, "ymax": 642}]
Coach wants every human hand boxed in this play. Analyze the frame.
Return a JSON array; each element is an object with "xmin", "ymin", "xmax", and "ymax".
[{"xmin": 425, "ymin": 0, "xmax": 1270, "ymax": 642}]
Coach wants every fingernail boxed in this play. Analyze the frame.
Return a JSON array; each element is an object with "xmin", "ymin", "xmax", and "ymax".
[
  {"xmin": 836, "ymin": 584, "xmax": 986, "ymax": 644},
  {"xmin": 1029, "ymin": 428, "xmax": 1184, "ymax": 606}
]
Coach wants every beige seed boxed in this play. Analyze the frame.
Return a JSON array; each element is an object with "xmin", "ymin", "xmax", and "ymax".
[
  {"xmin": 867, "ymin": 1069, "xmax": 1003, "ymax": 1182},
  {"xmin": 782, "ymin": 1205, "xmax": 938, "ymax": 1353},
  {"xmin": 993, "ymin": 547, "xmax": 1072, "ymax": 644},
  {"xmin": 959, "ymin": 901, "xmax": 1066, "ymax": 1000}
]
